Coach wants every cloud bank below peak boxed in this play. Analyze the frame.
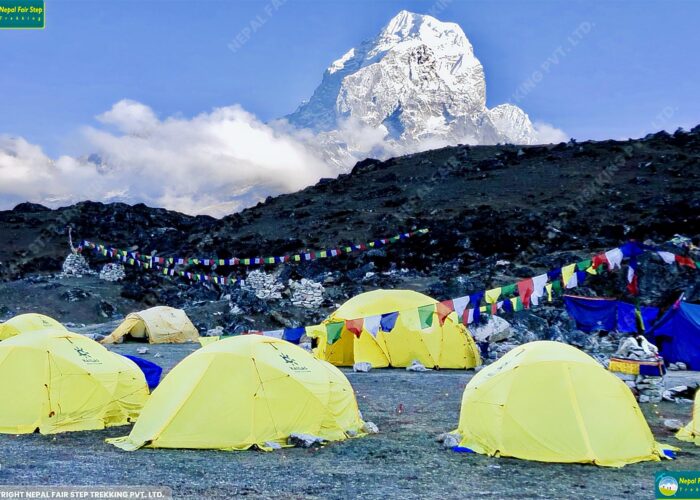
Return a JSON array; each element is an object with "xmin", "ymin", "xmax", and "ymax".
[
  {"xmin": 0, "ymin": 100, "xmax": 334, "ymax": 216},
  {"xmin": 0, "ymin": 98, "xmax": 567, "ymax": 217}
]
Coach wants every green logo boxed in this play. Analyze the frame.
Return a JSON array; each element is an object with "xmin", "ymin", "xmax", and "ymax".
[
  {"xmin": 0, "ymin": 0, "xmax": 44, "ymax": 29},
  {"xmin": 279, "ymin": 353, "xmax": 309, "ymax": 372},
  {"xmin": 656, "ymin": 472, "xmax": 700, "ymax": 498},
  {"xmin": 73, "ymin": 346, "xmax": 101, "ymax": 365}
]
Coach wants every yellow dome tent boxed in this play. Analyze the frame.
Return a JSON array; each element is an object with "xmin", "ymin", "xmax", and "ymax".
[
  {"xmin": 0, "ymin": 329, "xmax": 149, "ymax": 434},
  {"xmin": 102, "ymin": 306, "xmax": 199, "ymax": 344},
  {"xmin": 308, "ymin": 289, "xmax": 481, "ymax": 369},
  {"xmin": 107, "ymin": 335, "xmax": 367, "ymax": 451},
  {"xmin": 0, "ymin": 313, "xmax": 66, "ymax": 341},
  {"xmin": 676, "ymin": 391, "xmax": 700, "ymax": 444},
  {"xmin": 452, "ymin": 341, "xmax": 674, "ymax": 467}
]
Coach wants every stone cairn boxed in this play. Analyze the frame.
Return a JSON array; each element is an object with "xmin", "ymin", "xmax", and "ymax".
[
  {"xmin": 61, "ymin": 227, "xmax": 94, "ymax": 277},
  {"xmin": 99, "ymin": 263, "xmax": 126, "ymax": 282},
  {"xmin": 289, "ymin": 278, "xmax": 325, "ymax": 309},
  {"xmin": 61, "ymin": 253, "xmax": 93, "ymax": 277},
  {"xmin": 242, "ymin": 270, "xmax": 284, "ymax": 300},
  {"xmin": 611, "ymin": 336, "xmax": 664, "ymax": 403}
]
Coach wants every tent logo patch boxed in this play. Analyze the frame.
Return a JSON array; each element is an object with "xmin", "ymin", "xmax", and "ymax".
[
  {"xmin": 73, "ymin": 346, "xmax": 101, "ymax": 365},
  {"xmin": 279, "ymin": 353, "xmax": 309, "ymax": 372}
]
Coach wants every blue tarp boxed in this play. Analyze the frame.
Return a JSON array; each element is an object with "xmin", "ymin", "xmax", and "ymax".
[
  {"xmin": 617, "ymin": 301, "xmax": 659, "ymax": 333},
  {"xmin": 122, "ymin": 354, "xmax": 163, "ymax": 391},
  {"xmin": 648, "ymin": 302, "xmax": 700, "ymax": 370},
  {"xmin": 282, "ymin": 327, "xmax": 305, "ymax": 345},
  {"xmin": 563, "ymin": 296, "xmax": 617, "ymax": 332},
  {"xmin": 563, "ymin": 295, "xmax": 659, "ymax": 333}
]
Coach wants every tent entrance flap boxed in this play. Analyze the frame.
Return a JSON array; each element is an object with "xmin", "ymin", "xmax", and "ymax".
[{"xmin": 326, "ymin": 329, "xmax": 355, "ymax": 367}]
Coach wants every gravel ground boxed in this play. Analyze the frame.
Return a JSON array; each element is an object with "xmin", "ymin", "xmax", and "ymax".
[{"xmin": 2, "ymin": 343, "xmax": 700, "ymax": 499}]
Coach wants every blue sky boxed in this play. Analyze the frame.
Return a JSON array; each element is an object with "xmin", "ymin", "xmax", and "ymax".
[{"xmin": 3, "ymin": 0, "xmax": 699, "ymax": 156}]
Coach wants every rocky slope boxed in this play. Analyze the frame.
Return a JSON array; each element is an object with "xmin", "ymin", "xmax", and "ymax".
[
  {"xmin": 0, "ymin": 127, "xmax": 698, "ymax": 340},
  {"xmin": 286, "ymin": 10, "xmax": 541, "ymax": 168}
]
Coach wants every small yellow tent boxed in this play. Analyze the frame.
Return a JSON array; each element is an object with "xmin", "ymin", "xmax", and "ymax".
[
  {"xmin": 0, "ymin": 313, "xmax": 66, "ymax": 341},
  {"xmin": 676, "ymin": 391, "xmax": 700, "ymax": 444},
  {"xmin": 0, "ymin": 329, "xmax": 149, "ymax": 434},
  {"xmin": 107, "ymin": 335, "xmax": 367, "ymax": 451},
  {"xmin": 453, "ymin": 341, "xmax": 673, "ymax": 467},
  {"xmin": 308, "ymin": 289, "xmax": 481, "ymax": 369},
  {"xmin": 102, "ymin": 306, "xmax": 199, "ymax": 344}
]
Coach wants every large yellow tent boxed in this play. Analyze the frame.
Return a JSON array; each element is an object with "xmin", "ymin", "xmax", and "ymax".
[
  {"xmin": 102, "ymin": 306, "xmax": 199, "ymax": 344},
  {"xmin": 0, "ymin": 313, "xmax": 66, "ymax": 341},
  {"xmin": 107, "ymin": 335, "xmax": 367, "ymax": 451},
  {"xmin": 0, "ymin": 329, "xmax": 149, "ymax": 434},
  {"xmin": 308, "ymin": 289, "xmax": 481, "ymax": 369},
  {"xmin": 676, "ymin": 391, "xmax": 700, "ymax": 444},
  {"xmin": 452, "ymin": 341, "xmax": 673, "ymax": 467}
]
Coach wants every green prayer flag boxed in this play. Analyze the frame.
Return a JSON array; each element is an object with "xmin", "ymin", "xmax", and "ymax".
[
  {"xmin": 577, "ymin": 259, "xmax": 592, "ymax": 271},
  {"xmin": 551, "ymin": 280, "xmax": 562, "ymax": 292},
  {"xmin": 501, "ymin": 284, "xmax": 517, "ymax": 297},
  {"xmin": 417, "ymin": 304, "xmax": 435, "ymax": 329},
  {"xmin": 326, "ymin": 322, "xmax": 344, "ymax": 345},
  {"xmin": 513, "ymin": 297, "xmax": 523, "ymax": 312}
]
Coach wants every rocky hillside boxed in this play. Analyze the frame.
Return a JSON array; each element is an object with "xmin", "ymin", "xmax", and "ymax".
[{"xmin": 0, "ymin": 127, "xmax": 698, "ymax": 336}]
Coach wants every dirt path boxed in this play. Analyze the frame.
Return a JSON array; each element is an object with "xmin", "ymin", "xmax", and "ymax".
[{"xmin": 1, "ymin": 344, "xmax": 699, "ymax": 499}]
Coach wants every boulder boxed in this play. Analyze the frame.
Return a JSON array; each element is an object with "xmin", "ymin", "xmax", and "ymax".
[
  {"xmin": 663, "ymin": 419, "xmax": 684, "ymax": 431},
  {"xmin": 353, "ymin": 362, "xmax": 372, "ymax": 373},
  {"xmin": 288, "ymin": 433, "xmax": 325, "ymax": 448},
  {"xmin": 471, "ymin": 315, "xmax": 512, "ymax": 343},
  {"xmin": 406, "ymin": 360, "xmax": 430, "ymax": 372}
]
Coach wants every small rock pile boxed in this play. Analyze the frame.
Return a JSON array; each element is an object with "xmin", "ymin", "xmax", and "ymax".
[
  {"xmin": 634, "ymin": 375, "xmax": 664, "ymax": 403},
  {"xmin": 611, "ymin": 336, "xmax": 664, "ymax": 403},
  {"xmin": 289, "ymin": 278, "xmax": 325, "ymax": 309},
  {"xmin": 99, "ymin": 263, "xmax": 125, "ymax": 282},
  {"xmin": 206, "ymin": 326, "xmax": 224, "ymax": 337},
  {"xmin": 242, "ymin": 270, "xmax": 284, "ymax": 300},
  {"xmin": 61, "ymin": 253, "xmax": 93, "ymax": 277},
  {"xmin": 663, "ymin": 384, "xmax": 697, "ymax": 403}
]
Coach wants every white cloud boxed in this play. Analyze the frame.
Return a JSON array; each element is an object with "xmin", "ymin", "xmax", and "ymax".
[
  {"xmin": 0, "ymin": 101, "xmax": 332, "ymax": 216},
  {"xmin": 97, "ymin": 99, "xmax": 159, "ymax": 135},
  {"xmin": 533, "ymin": 121, "xmax": 569, "ymax": 144},
  {"xmin": 0, "ymin": 99, "xmax": 568, "ymax": 217}
]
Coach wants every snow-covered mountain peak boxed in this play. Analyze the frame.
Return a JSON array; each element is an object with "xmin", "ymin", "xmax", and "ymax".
[{"xmin": 286, "ymin": 10, "xmax": 557, "ymax": 169}]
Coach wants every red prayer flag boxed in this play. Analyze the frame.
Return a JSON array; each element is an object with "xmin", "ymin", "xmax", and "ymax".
[
  {"xmin": 517, "ymin": 278, "xmax": 534, "ymax": 309},
  {"xmin": 345, "ymin": 318, "xmax": 364, "ymax": 337},
  {"xmin": 676, "ymin": 255, "xmax": 697, "ymax": 269},
  {"xmin": 592, "ymin": 253, "xmax": 608, "ymax": 269},
  {"xmin": 436, "ymin": 300, "xmax": 454, "ymax": 326}
]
